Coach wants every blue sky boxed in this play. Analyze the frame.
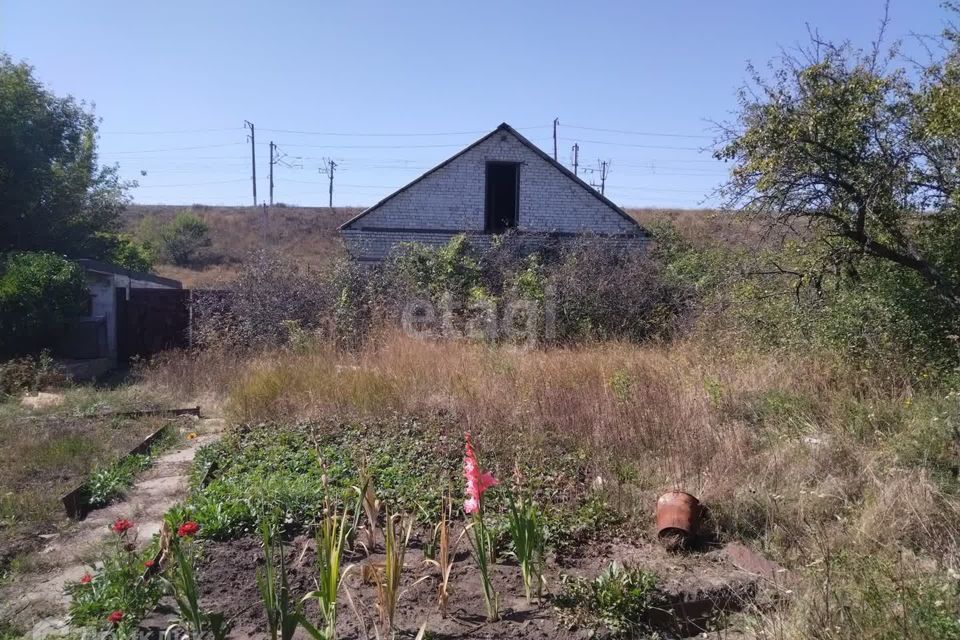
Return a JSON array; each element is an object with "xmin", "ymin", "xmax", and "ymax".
[{"xmin": 0, "ymin": 1, "xmax": 948, "ymax": 208}]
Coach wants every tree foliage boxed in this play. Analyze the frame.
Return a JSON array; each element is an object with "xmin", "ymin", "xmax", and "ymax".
[
  {"xmin": 138, "ymin": 211, "xmax": 212, "ymax": 266},
  {"xmin": 716, "ymin": 16, "xmax": 960, "ymax": 311},
  {"xmin": 0, "ymin": 54, "xmax": 134, "ymax": 259},
  {"xmin": 0, "ymin": 252, "xmax": 88, "ymax": 356}
]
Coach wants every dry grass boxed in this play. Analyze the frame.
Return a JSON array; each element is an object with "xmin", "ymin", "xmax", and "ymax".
[
  {"xmin": 144, "ymin": 331, "xmax": 960, "ymax": 561},
  {"xmin": 121, "ymin": 204, "xmax": 359, "ymax": 287},
  {"xmin": 0, "ymin": 384, "xmax": 175, "ymax": 565}
]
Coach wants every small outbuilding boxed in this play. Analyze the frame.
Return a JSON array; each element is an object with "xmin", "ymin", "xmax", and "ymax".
[
  {"xmin": 339, "ymin": 122, "xmax": 648, "ymax": 261},
  {"xmin": 58, "ymin": 260, "xmax": 186, "ymax": 376}
]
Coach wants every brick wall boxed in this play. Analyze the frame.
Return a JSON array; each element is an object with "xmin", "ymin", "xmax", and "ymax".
[{"xmin": 341, "ymin": 126, "xmax": 646, "ymax": 261}]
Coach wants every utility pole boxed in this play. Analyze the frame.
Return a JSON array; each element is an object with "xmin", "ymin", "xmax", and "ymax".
[
  {"xmin": 552, "ymin": 117, "xmax": 559, "ymax": 161},
  {"xmin": 599, "ymin": 160, "xmax": 610, "ymax": 196},
  {"xmin": 571, "ymin": 143, "xmax": 580, "ymax": 176},
  {"xmin": 320, "ymin": 158, "xmax": 337, "ymax": 208},
  {"xmin": 262, "ymin": 202, "xmax": 269, "ymax": 243},
  {"xmin": 244, "ymin": 120, "xmax": 257, "ymax": 206},
  {"xmin": 268, "ymin": 141, "xmax": 276, "ymax": 206}
]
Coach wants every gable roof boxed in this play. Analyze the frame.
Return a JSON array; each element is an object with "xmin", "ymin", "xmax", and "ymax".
[{"xmin": 338, "ymin": 122, "xmax": 647, "ymax": 234}]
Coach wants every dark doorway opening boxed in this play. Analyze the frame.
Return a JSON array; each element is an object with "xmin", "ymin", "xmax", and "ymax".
[{"xmin": 485, "ymin": 161, "xmax": 519, "ymax": 233}]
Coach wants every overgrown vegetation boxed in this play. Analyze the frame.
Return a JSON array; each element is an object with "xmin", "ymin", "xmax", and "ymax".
[{"xmin": 0, "ymin": 252, "xmax": 88, "ymax": 358}]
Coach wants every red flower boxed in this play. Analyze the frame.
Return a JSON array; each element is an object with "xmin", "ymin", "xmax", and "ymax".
[
  {"xmin": 110, "ymin": 518, "xmax": 134, "ymax": 535},
  {"xmin": 79, "ymin": 573, "xmax": 92, "ymax": 584},
  {"xmin": 143, "ymin": 559, "xmax": 155, "ymax": 568},
  {"xmin": 177, "ymin": 521, "xmax": 199, "ymax": 538},
  {"xmin": 107, "ymin": 610, "xmax": 124, "ymax": 625},
  {"xmin": 463, "ymin": 433, "xmax": 498, "ymax": 514}
]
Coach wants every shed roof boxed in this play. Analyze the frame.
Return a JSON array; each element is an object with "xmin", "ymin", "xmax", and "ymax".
[{"xmin": 75, "ymin": 259, "xmax": 182, "ymax": 289}]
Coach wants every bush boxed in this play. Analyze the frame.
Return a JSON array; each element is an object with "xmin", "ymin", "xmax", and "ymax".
[
  {"xmin": 547, "ymin": 237, "xmax": 693, "ymax": 343},
  {"xmin": 0, "ymin": 252, "xmax": 88, "ymax": 357},
  {"xmin": 0, "ymin": 350, "xmax": 67, "ymax": 399},
  {"xmin": 93, "ymin": 233, "xmax": 153, "ymax": 272},
  {"xmin": 138, "ymin": 211, "xmax": 211, "ymax": 266},
  {"xmin": 193, "ymin": 251, "xmax": 335, "ymax": 349}
]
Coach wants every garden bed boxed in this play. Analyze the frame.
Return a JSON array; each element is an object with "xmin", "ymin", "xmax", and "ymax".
[
  {"xmin": 137, "ymin": 532, "xmax": 760, "ymax": 638},
  {"xmin": 115, "ymin": 418, "xmax": 769, "ymax": 638}
]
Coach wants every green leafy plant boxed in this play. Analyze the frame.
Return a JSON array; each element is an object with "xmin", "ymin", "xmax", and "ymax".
[
  {"xmin": 257, "ymin": 520, "xmax": 302, "ymax": 640},
  {"xmin": 138, "ymin": 211, "xmax": 212, "ymax": 266},
  {"xmin": 84, "ymin": 454, "xmax": 150, "ymax": 508},
  {"xmin": 82, "ymin": 426, "xmax": 177, "ymax": 509},
  {"xmin": 555, "ymin": 562, "xmax": 664, "ymax": 638},
  {"xmin": 506, "ymin": 489, "xmax": 546, "ymax": 602}
]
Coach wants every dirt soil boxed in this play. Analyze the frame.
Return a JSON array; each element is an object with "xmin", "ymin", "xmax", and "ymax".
[{"xmin": 143, "ymin": 531, "xmax": 768, "ymax": 639}]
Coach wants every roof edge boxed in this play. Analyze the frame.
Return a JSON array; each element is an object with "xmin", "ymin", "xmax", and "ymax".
[{"xmin": 74, "ymin": 258, "xmax": 182, "ymax": 289}]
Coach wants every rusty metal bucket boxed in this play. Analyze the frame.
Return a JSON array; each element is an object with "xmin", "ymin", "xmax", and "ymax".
[{"xmin": 656, "ymin": 491, "xmax": 701, "ymax": 550}]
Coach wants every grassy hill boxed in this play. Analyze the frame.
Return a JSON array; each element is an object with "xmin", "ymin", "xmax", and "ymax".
[
  {"xmin": 122, "ymin": 205, "xmax": 360, "ymax": 287},
  {"xmin": 122, "ymin": 204, "xmax": 749, "ymax": 287}
]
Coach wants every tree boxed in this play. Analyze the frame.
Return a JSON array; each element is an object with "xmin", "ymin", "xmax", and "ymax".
[
  {"xmin": 0, "ymin": 252, "xmax": 88, "ymax": 356},
  {"xmin": 137, "ymin": 211, "xmax": 211, "ymax": 266},
  {"xmin": 715, "ymin": 10, "xmax": 960, "ymax": 312},
  {"xmin": 0, "ymin": 54, "xmax": 135, "ymax": 258}
]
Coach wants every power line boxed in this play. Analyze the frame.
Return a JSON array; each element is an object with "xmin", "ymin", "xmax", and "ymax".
[
  {"xmin": 262, "ymin": 141, "xmax": 473, "ymax": 150},
  {"xmin": 100, "ymin": 127, "xmax": 241, "ymax": 135},
  {"xmin": 574, "ymin": 139, "xmax": 704, "ymax": 151},
  {"xmin": 256, "ymin": 125, "xmax": 551, "ymax": 137},
  {"xmin": 106, "ymin": 142, "xmax": 245, "ymax": 154},
  {"xmin": 135, "ymin": 178, "xmax": 248, "ymax": 188},
  {"xmin": 564, "ymin": 124, "xmax": 712, "ymax": 139}
]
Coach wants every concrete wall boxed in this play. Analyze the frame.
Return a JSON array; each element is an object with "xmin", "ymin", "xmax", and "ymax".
[
  {"xmin": 341, "ymin": 128, "xmax": 645, "ymax": 261},
  {"xmin": 85, "ymin": 273, "xmax": 117, "ymax": 359}
]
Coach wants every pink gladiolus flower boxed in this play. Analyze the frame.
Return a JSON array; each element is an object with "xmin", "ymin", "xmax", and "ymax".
[{"xmin": 463, "ymin": 433, "xmax": 497, "ymax": 514}]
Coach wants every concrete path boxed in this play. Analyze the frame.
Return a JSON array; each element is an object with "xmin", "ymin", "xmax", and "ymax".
[{"xmin": 1, "ymin": 417, "xmax": 224, "ymax": 635}]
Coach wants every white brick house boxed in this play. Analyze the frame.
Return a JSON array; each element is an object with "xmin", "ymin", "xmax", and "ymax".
[{"xmin": 339, "ymin": 123, "xmax": 648, "ymax": 261}]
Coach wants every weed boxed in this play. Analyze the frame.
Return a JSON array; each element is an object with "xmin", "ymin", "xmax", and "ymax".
[{"xmin": 555, "ymin": 562, "xmax": 665, "ymax": 638}]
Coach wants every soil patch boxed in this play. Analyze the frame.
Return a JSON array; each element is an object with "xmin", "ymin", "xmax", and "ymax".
[{"xmin": 145, "ymin": 532, "xmax": 764, "ymax": 639}]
